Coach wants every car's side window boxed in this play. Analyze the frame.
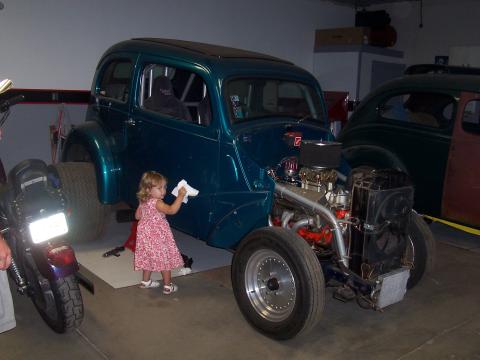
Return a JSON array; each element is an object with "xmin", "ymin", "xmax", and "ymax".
[
  {"xmin": 98, "ymin": 60, "xmax": 133, "ymax": 103},
  {"xmin": 462, "ymin": 99, "xmax": 480, "ymax": 134},
  {"xmin": 379, "ymin": 92, "xmax": 455, "ymax": 129},
  {"xmin": 139, "ymin": 63, "xmax": 211, "ymax": 126}
]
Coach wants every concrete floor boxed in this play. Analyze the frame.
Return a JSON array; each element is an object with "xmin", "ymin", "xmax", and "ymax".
[{"xmin": 1, "ymin": 223, "xmax": 479, "ymax": 360}]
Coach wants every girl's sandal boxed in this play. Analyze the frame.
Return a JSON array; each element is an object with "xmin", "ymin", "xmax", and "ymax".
[
  {"xmin": 140, "ymin": 280, "xmax": 161, "ymax": 288},
  {"xmin": 163, "ymin": 283, "xmax": 178, "ymax": 295}
]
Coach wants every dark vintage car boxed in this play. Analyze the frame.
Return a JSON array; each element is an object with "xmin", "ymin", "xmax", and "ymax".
[
  {"xmin": 54, "ymin": 39, "xmax": 434, "ymax": 339},
  {"xmin": 338, "ymin": 74, "xmax": 480, "ymax": 230}
]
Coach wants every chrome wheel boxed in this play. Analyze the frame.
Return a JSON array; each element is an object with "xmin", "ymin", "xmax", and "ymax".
[
  {"xmin": 232, "ymin": 227, "xmax": 325, "ymax": 339},
  {"xmin": 244, "ymin": 249, "xmax": 296, "ymax": 322}
]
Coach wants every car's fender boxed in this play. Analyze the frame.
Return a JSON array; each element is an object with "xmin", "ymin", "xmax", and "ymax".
[
  {"xmin": 342, "ymin": 144, "xmax": 408, "ymax": 173},
  {"xmin": 61, "ymin": 122, "xmax": 121, "ymax": 204},
  {"xmin": 207, "ymin": 191, "xmax": 272, "ymax": 249}
]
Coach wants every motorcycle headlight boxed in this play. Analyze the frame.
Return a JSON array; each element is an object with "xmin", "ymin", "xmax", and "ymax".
[{"xmin": 28, "ymin": 212, "xmax": 68, "ymax": 244}]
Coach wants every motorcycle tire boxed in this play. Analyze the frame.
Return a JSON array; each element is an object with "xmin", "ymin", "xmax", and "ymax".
[{"xmin": 26, "ymin": 259, "xmax": 84, "ymax": 333}]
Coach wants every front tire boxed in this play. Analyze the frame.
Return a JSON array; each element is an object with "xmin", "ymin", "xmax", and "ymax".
[
  {"xmin": 232, "ymin": 227, "xmax": 325, "ymax": 340},
  {"xmin": 55, "ymin": 162, "xmax": 109, "ymax": 243},
  {"xmin": 406, "ymin": 212, "xmax": 436, "ymax": 289}
]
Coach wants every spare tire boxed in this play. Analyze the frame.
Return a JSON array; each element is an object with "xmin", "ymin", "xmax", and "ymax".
[{"xmin": 54, "ymin": 162, "xmax": 109, "ymax": 243}]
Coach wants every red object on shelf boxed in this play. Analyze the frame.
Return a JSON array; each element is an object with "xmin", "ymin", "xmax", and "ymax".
[{"xmin": 323, "ymin": 91, "xmax": 349, "ymax": 125}]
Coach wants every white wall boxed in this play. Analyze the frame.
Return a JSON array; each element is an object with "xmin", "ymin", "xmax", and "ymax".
[
  {"xmin": 0, "ymin": 104, "xmax": 86, "ymax": 173},
  {"xmin": 0, "ymin": 0, "xmax": 354, "ymax": 172},
  {"xmin": 0, "ymin": 0, "xmax": 354, "ymax": 89},
  {"xmin": 371, "ymin": 0, "xmax": 480, "ymax": 66}
]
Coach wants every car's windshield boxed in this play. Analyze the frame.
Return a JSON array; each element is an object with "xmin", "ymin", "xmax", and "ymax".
[{"xmin": 225, "ymin": 78, "xmax": 324, "ymax": 125}]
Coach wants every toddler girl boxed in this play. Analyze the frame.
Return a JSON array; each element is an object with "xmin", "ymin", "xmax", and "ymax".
[{"xmin": 134, "ymin": 171, "xmax": 187, "ymax": 294}]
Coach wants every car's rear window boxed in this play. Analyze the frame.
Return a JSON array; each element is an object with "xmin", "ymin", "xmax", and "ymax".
[{"xmin": 379, "ymin": 92, "xmax": 455, "ymax": 129}]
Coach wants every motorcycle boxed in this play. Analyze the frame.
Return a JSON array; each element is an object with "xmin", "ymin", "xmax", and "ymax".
[{"xmin": 0, "ymin": 79, "xmax": 84, "ymax": 333}]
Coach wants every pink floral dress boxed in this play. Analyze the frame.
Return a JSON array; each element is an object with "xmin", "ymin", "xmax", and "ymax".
[{"xmin": 134, "ymin": 198, "xmax": 184, "ymax": 272}]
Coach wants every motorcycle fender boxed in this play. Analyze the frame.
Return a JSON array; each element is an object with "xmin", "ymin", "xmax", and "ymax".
[
  {"xmin": 30, "ymin": 244, "xmax": 79, "ymax": 282},
  {"xmin": 61, "ymin": 121, "xmax": 121, "ymax": 204}
]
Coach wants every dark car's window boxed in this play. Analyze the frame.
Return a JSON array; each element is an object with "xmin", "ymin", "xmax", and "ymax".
[
  {"xmin": 98, "ymin": 60, "xmax": 133, "ymax": 102},
  {"xmin": 139, "ymin": 63, "xmax": 211, "ymax": 126},
  {"xmin": 225, "ymin": 78, "xmax": 324, "ymax": 125},
  {"xmin": 462, "ymin": 99, "xmax": 480, "ymax": 134},
  {"xmin": 379, "ymin": 92, "xmax": 455, "ymax": 129}
]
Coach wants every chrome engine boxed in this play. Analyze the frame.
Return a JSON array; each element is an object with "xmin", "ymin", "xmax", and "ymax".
[
  {"xmin": 269, "ymin": 141, "xmax": 351, "ymax": 259},
  {"xmin": 269, "ymin": 140, "xmax": 415, "ymax": 309}
]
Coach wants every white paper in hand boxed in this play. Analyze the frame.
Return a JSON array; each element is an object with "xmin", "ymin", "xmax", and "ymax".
[{"xmin": 171, "ymin": 179, "xmax": 199, "ymax": 203}]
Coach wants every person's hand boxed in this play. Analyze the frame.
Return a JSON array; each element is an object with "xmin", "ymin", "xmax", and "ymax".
[
  {"xmin": 178, "ymin": 187, "xmax": 187, "ymax": 198},
  {"xmin": 0, "ymin": 236, "xmax": 12, "ymax": 270}
]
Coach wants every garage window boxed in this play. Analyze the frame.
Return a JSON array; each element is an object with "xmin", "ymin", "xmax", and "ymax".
[
  {"xmin": 379, "ymin": 92, "xmax": 455, "ymax": 129},
  {"xmin": 462, "ymin": 99, "xmax": 480, "ymax": 134}
]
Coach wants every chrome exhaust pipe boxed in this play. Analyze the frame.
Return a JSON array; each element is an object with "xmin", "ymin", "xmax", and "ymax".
[{"xmin": 274, "ymin": 182, "xmax": 349, "ymax": 268}]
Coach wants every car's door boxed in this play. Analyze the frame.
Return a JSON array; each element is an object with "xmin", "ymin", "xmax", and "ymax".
[
  {"xmin": 125, "ymin": 56, "xmax": 219, "ymax": 238},
  {"xmin": 442, "ymin": 92, "xmax": 480, "ymax": 227},
  {"xmin": 351, "ymin": 90, "xmax": 457, "ymax": 215},
  {"xmin": 94, "ymin": 54, "xmax": 137, "ymax": 155}
]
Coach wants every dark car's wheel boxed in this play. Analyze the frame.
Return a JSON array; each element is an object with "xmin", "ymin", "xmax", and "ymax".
[
  {"xmin": 232, "ymin": 227, "xmax": 325, "ymax": 340},
  {"xmin": 405, "ymin": 212, "xmax": 436, "ymax": 289},
  {"xmin": 55, "ymin": 162, "xmax": 109, "ymax": 243}
]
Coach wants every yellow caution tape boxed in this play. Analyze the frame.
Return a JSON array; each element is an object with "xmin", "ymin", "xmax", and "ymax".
[{"xmin": 422, "ymin": 215, "xmax": 480, "ymax": 236}]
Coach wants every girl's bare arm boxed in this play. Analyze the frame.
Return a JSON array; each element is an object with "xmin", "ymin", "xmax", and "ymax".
[
  {"xmin": 156, "ymin": 187, "xmax": 187, "ymax": 215},
  {"xmin": 135, "ymin": 207, "xmax": 142, "ymax": 220}
]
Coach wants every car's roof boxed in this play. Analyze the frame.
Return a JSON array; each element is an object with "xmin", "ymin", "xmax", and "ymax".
[
  {"xmin": 107, "ymin": 38, "xmax": 293, "ymax": 65},
  {"xmin": 356, "ymin": 73, "xmax": 480, "ymax": 110},
  {"xmin": 374, "ymin": 74, "xmax": 480, "ymax": 93},
  {"xmin": 347, "ymin": 73, "xmax": 480, "ymax": 121},
  {"xmin": 405, "ymin": 64, "xmax": 480, "ymax": 76},
  {"xmin": 101, "ymin": 38, "xmax": 316, "ymax": 85}
]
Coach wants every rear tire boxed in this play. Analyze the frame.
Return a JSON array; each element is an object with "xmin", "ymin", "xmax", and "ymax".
[
  {"xmin": 26, "ymin": 261, "xmax": 83, "ymax": 333},
  {"xmin": 232, "ymin": 227, "xmax": 325, "ymax": 340},
  {"xmin": 55, "ymin": 162, "xmax": 109, "ymax": 243}
]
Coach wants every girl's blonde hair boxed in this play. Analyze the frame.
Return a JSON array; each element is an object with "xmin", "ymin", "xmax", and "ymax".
[{"xmin": 136, "ymin": 171, "xmax": 167, "ymax": 202}]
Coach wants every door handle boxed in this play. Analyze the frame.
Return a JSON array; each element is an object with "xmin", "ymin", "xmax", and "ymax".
[{"xmin": 125, "ymin": 118, "xmax": 136, "ymax": 126}]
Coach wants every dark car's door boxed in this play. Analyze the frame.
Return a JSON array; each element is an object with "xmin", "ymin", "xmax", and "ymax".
[
  {"xmin": 125, "ymin": 56, "xmax": 219, "ymax": 238},
  {"xmin": 442, "ymin": 92, "xmax": 480, "ymax": 227},
  {"xmin": 342, "ymin": 90, "xmax": 457, "ymax": 215}
]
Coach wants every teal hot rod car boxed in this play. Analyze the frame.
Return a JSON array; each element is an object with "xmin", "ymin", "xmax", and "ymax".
[{"xmin": 56, "ymin": 39, "xmax": 435, "ymax": 339}]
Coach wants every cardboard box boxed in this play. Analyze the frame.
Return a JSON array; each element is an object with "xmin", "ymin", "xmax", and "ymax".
[{"xmin": 314, "ymin": 27, "xmax": 370, "ymax": 49}]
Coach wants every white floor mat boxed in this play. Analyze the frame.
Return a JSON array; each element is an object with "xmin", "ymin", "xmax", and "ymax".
[{"xmin": 73, "ymin": 216, "xmax": 232, "ymax": 289}]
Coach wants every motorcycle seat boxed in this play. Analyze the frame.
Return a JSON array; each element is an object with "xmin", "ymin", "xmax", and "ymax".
[{"xmin": 8, "ymin": 159, "xmax": 49, "ymax": 197}]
